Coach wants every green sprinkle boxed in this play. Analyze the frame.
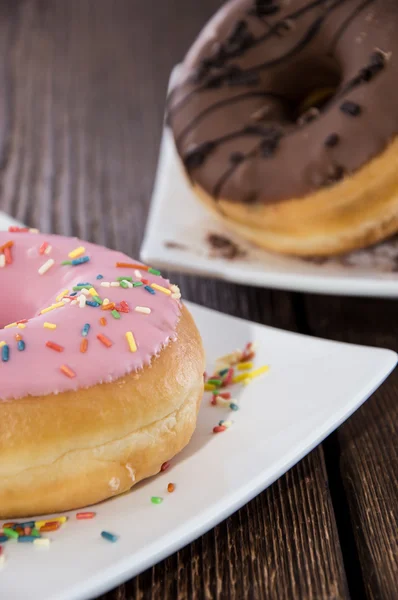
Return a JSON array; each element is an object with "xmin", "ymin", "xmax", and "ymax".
[
  {"xmin": 117, "ymin": 276, "xmax": 133, "ymax": 282},
  {"xmin": 148, "ymin": 268, "xmax": 161, "ymax": 276},
  {"xmin": 31, "ymin": 528, "xmax": 41, "ymax": 537},
  {"xmin": 3, "ymin": 527, "xmax": 19, "ymax": 539},
  {"xmin": 120, "ymin": 280, "xmax": 129, "ymax": 289},
  {"xmin": 73, "ymin": 285, "xmax": 91, "ymax": 291},
  {"xmin": 61, "ymin": 260, "xmax": 72, "ymax": 266},
  {"xmin": 151, "ymin": 496, "xmax": 163, "ymax": 505},
  {"xmin": 207, "ymin": 378, "xmax": 222, "ymax": 386},
  {"xmin": 133, "ymin": 281, "xmax": 144, "ymax": 287},
  {"xmin": 111, "ymin": 310, "xmax": 121, "ymax": 320},
  {"xmin": 93, "ymin": 295, "xmax": 103, "ymax": 305}
]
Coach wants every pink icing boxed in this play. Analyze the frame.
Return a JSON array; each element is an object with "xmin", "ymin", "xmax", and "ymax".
[{"xmin": 0, "ymin": 232, "xmax": 181, "ymax": 401}]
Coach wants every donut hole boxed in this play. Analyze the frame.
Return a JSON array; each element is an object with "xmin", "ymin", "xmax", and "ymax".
[{"xmin": 283, "ymin": 56, "xmax": 342, "ymax": 124}]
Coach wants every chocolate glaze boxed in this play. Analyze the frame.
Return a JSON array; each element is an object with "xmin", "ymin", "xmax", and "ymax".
[{"xmin": 167, "ymin": 0, "xmax": 398, "ymax": 204}]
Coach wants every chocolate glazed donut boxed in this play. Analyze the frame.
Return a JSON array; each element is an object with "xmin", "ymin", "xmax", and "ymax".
[{"xmin": 167, "ymin": 0, "xmax": 398, "ymax": 256}]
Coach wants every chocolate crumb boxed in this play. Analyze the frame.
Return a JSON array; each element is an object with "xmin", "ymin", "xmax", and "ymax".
[
  {"xmin": 207, "ymin": 233, "xmax": 246, "ymax": 260},
  {"xmin": 324, "ymin": 133, "xmax": 340, "ymax": 148},
  {"xmin": 340, "ymin": 101, "xmax": 361, "ymax": 116}
]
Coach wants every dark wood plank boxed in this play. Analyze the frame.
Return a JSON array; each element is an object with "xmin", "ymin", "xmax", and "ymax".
[
  {"xmin": 303, "ymin": 294, "xmax": 398, "ymax": 600},
  {"xmin": 0, "ymin": 1, "xmax": 349, "ymax": 598}
]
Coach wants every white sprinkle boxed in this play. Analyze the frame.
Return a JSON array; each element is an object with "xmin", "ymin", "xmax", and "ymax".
[
  {"xmin": 110, "ymin": 282, "xmax": 120, "ymax": 287},
  {"xmin": 134, "ymin": 269, "xmax": 142, "ymax": 280},
  {"xmin": 71, "ymin": 300, "xmax": 78, "ymax": 306},
  {"xmin": 135, "ymin": 306, "xmax": 151, "ymax": 314},
  {"xmin": 79, "ymin": 294, "xmax": 86, "ymax": 308},
  {"xmin": 0, "ymin": 255, "xmax": 5, "ymax": 268},
  {"xmin": 171, "ymin": 292, "xmax": 181, "ymax": 300},
  {"xmin": 34, "ymin": 538, "xmax": 50, "ymax": 547},
  {"xmin": 38, "ymin": 258, "xmax": 55, "ymax": 275},
  {"xmin": 29, "ymin": 228, "xmax": 39, "ymax": 234},
  {"xmin": 0, "ymin": 553, "xmax": 5, "ymax": 566},
  {"xmin": 81, "ymin": 288, "xmax": 90, "ymax": 296},
  {"xmin": 44, "ymin": 245, "xmax": 52, "ymax": 255},
  {"xmin": 100, "ymin": 281, "xmax": 111, "ymax": 288},
  {"xmin": 62, "ymin": 298, "xmax": 71, "ymax": 304},
  {"xmin": 103, "ymin": 298, "xmax": 110, "ymax": 306}
]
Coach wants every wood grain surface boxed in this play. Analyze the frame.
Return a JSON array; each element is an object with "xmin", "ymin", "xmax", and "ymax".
[{"xmin": 0, "ymin": 1, "xmax": 396, "ymax": 599}]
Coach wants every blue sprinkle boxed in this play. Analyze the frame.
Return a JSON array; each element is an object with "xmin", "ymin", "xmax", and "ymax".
[
  {"xmin": 77, "ymin": 282, "xmax": 91, "ymax": 286},
  {"xmin": 18, "ymin": 536, "xmax": 36, "ymax": 543},
  {"xmin": 2, "ymin": 344, "xmax": 9, "ymax": 362},
  {"xmin": 86, "ymin": 301, "xmax": 100, "ymax": 307},
  {"xmin": 71, "ymin": 256, "xmax": 90, "ymax": 266},
  {"xmin": 230, "ymin": 402, "xmax": 239, "ymax": 411},
  {"xmin": 81, "ymin": 323, "xmax": 91, "ymax": 337},
  {"xmin": 96, "ymin": 274, "xmax": 103, "ymax": 280},
  {"xmin": 0, "ymin": 536, "xmax": 8, "ymax": 543},
  {"xmin": 19, "ymin": 521, "xmax": 35, "ymax": 528},
  {"xmin": 17, "ymin": 340, "xmax": 25, "ymax": 352},
  {"xmin": 101, "ymin": 531, "xmax": 118, "ymax": 543},
  {"xmin": 144, "ymin": 285, "xmax": 155, "ymax": 295},
  {"xmin": 70, "ymin": 292, "xmax": 77, "ymax": 297}
]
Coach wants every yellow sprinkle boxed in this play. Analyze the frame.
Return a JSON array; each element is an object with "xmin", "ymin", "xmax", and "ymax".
[
  {"xmin": 40, "ymin": 302, "xmax": 65, "ymax": 315},
  {"xmin": 35, "ymin": 516, "xmax": 67, "ymax": 528},
  {"xmin": 43, "ymin": 322, "xmax": 57, "ymax": 330},
  {"xmin": 248, "ymin": 365, "xmax": 269, "ymax": 380},
  {"xmin": 125, "ymin": 331, "xmax": 137, "ymax": 353},
  {"xmin": 150, "ymin": 283, "xmax": 172, "ymax": 295},
  {"xmin": 4, "ymin": 322, "xmax": 17, "ymax": 329},
  {"xmin": 56, "ymin": 289, "xmax": 69, "ymax": 302},
  {"xmin": 17, "ymin": 323, "xmax": 26, "ymax": 329},
  {"xmin": 204, "ymin": 383, "xmax": 216, "ymax": 391},
  {"xmin": 68, "ymin": 246, "xmax": 86, "ymax": 259},
  {"xmin": 0, "ymin": 341, "xmax": 6, "ymax": 348},
  {"xmin": 88, "ymin": 287, "xmax": 99, "ymax": 297},
  {"xmin": 237, "ymin": 361, "xmax": 253, "ymax": 371},
  {"xmin": 232, "ymin": 373, "xmax": 251, "ymax": 384}
]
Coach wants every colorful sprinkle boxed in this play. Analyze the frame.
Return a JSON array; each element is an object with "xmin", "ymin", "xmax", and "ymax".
[
  {"xmin": 81, "ymin": 323, "xmax": 91, "ymax": 337},
  {"xmin": 167, "ymin": 483, "xmax": 175, "ymax": 493},
  {"xmin": 148, "ymin": 268, "xmax": 161, "ymax": 275},
  {"xmin": 17, "ymin": 340, "xmax": 25, "ymax": 351},
  {"xmin": 80, "ymin": 338, "xmax": 88, "ymax": 353},
  {"xmin": 60, "ymin": 365, "xmax": 76, "ymax": 378},
  {"xmin": 213, "ymin": 425, "xmax": 227, "ymax": 434},
  {"xmin": 68, "ymin": 246, "xmax": 86, "ymax": 259},
  {"xmin": 38, "ymin": 258, "xmax": 55, "ymax": 275},
  {"xmin": 55, "ymin": 289, "xmax": 69, "ymax": 302},
  {"xmin": 99, "ymin": 317, "xmax": 107, "ymax": 326},
  {"xmin": 34, "ymin": 538, "xmax": 50, "ymax": 547},
  {"xmin": 46, "ymin": 341, "xmax": 64, "ymax": 352},
  {"xmin": 96, "ymin": 274, "xmax": 103, "ymax": 280},
  {"xmin": 151, "ymin": 496, "xmax": 163, "ymax": 505},
  {"xmin": 111, "ymin": 310, "xmax": 121, "ymax": 320},
  {"xmin": 1, "ymin": 345, "xmax": 9, "ymax": 362},
  {"xmin": 144, "ymin": 285, "xmax": 155, "ymax": 295},
  {"xmin": 160, "ymin": 461, "xmax": 171, "ymax": 472},
  {"xmin": 125, "ymin": 331, "xmax": 137, "ymax": 353},
  {"xmin": 76, "ymin": 512, "xmax": 96, "ymax": 520},
  {"xmin": 97, "ymin": 334, "xmax": 113, "ymax": 348},
  {"xmin": 133, "ymin": 281, "xmax": 143, "ymax": 287},
  {"xmin": 101, "ymin": 531, "xmax": 118, "ymax": 543},
  {"xmin": 134, "ymin": 306, "xmax": 151, "ymax": 314},
  {"xmin": 150, "ymin": 283, "xmax": 171, "ymax": 295},
  {"xmin": 43, "ymin": 322, "xmax": 57, "ymax": 330},
  {"xmin": 3, "ymin": 528, "xmax": 18, "ymax": 539},
  {"xmin": 116, "ymin": 262, "xmax": 150, "ymax": 270},
  {"xmin": 71, "ymin": 256, "xmax": 90, "ymax": 266}
]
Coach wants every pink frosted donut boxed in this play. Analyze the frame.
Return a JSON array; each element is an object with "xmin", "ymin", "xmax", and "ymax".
[{"xmin": 0, "ymin": 231, "xmax": 204, "ymax": 517}]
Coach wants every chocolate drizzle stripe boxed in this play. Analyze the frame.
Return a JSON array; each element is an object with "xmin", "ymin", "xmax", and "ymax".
[
  {"xmin": 168, "ymin": 0, "xmax": 338, "ymax": 117},
  {"xmin": 213, "ymin": 143, "xmax": 262, "ymax": 199},
  {"xmin": 176, "ymin": 91, "xmax": 287, "ymax": 145},
  {"xmin": 328, "ymin": 0, "xmax": 375, "ymax": 54}
]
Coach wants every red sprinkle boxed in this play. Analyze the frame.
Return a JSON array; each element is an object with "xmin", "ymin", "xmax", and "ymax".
[
  {"xmin": 4, "ymin": 246, "xmax": 12, "ymax": 265},
  {"xmin": 76, "ymin": 512, "xmax": 96, "ymax": 520},
  {"xmin": 8, "ymin": 226, "xmax": 29, "ymax": 233},
  {"xmin": 141, "ymin": 278, "xmax": 149, "ymax": 285},
  {"xmin": 210, "ymin": 398, "xmax": 217, "ymax": 406},
  {"xmin": 40, "ymin": 522, "xmax": 61, "ymax": 532},
  {"xmin": 46, "ymin": 341, "xmax": 64, "ymax": 352},
  {"xmin": 215, "ymin": 392, "xmax": 231, "ymax": 399},
  {"xmin": 160, "ymin": 461, "xmax": 171, "ymax": 472},
  {"xmin": 39, "ymin": 242, "xmax": 49, "ymax": 255},
  {"xmin": 97, "ymin": 333, "xmax": 113, "ymax": 348},
  {"xmin": 60, "ymin": 365, "xmax": 76, "ymax": 378},
  {"xmin": 213, "ymin": 425, "xmax": 227, "ymax": 434}
]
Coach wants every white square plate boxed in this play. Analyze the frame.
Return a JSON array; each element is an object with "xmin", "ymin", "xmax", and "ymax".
[
  {"xmin": 0, "ymin": 213, "xmax": 396, "ymax": 600},
  {"xmin": 141, "ymin": 68, "xmax": 398, "ymax": 299}
]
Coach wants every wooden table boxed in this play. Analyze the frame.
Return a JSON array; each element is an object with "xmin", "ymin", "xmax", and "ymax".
[{"xmin": 0, "ymin": 1, "xmax": 397, "ymax": 598}]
